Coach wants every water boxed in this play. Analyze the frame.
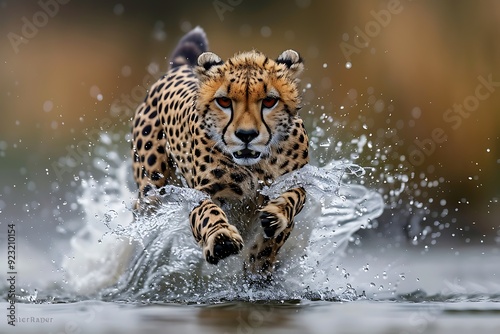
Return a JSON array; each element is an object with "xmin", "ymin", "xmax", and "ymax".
[
  {"xmin": 61, "ymin": 156, "xmax": 385, "ymax": 302},
  {"xmin": 1, "ymin": 130, "xmax": 500, "ymax": 333},
  {"xmin": 3, "ymin": 145, "xmax": 500, "ymax": 333},
  {"xmin": 3, "ymin": 297, "xmax": 500, "ymax": 334},
  {"xmin": 2, "ymin": 249, "xmax": 500, "ymax": 333}
]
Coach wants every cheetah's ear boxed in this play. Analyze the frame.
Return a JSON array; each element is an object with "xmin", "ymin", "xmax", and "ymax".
[
  {"xmin": 276, "ymin": 50, "xmax": 304, "ymax": 78},
  {"xmin": 196, "ymin": 52, "xmax": 224, "ymax": 77}
]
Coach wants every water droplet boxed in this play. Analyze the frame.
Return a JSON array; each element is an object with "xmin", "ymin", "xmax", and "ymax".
[
  {"xmin": 147, "ymin": 62, "xmax": 159, "ymax": 75},
  {"xmin": 121, "ymin": 65, "xmax": 132, "ymax": 77},
  {"xmin": 56, "ymin": 225, "xmax": 66, "ymax": 234},
  {"xmin": 343, "ymin": 269, "xmax": 350, "ymax": 279},
  {"xmin": 319, "ymin": 140, "xmax": 331, "ymax": 147},
  {"xmin": 296, "ymin": 0, "xmax": 312, "ymax": 8},
  {"xmin": 260, "ymin": 26, "xmax": 272, "ymax": 37},
  {"xmin": 374, "ymin": 99, "xmax": 385, "ymax": 113},
  {"xmin": 411, "ymin": 107, "xmax": 422, "ymax": 119},
  {"xmin": 153, "ymin": 21, "xmax": 167, "ymax": 41},
  {"xmin": 104, "ymin": 209, "xmax": 118, "ymax": 223},
  {"xmin": 43, "ymin": 100, "xmax": 53, "ymax": 112},
  {"xmin": 90, "ymin": 85, "xmax": 101, "ymax": 99},
  {"xmin": 113, "ymin": 4, "xmax": 124, "ymax": 16}
]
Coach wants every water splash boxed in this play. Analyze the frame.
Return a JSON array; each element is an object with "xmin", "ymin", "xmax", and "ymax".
[
  {"xmin": 61, "ymin": 153, "xmax": 384, "ymax": 302},
  {"xmin": 61, "ymin": 162, "xmax": 136, "ymax": 295},
  {"xmin": 260, "ymin": 163, "xmax": 366, "ymax": 200}
]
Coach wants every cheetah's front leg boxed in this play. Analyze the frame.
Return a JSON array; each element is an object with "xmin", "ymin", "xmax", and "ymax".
[
  {"xmin": 190, "ymin": 199, "xmax": 244, "ymax": 264},
  {"xmin": 245, "ymin": 187, "xmax": 306, "ymax": 277},
  {"xmin": 260, "ymin": 187, "xmax": 306, "ymax": 239}
]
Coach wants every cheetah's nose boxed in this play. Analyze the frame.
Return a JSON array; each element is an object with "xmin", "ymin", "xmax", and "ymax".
[{"xmin": 235, "ymin": 129, "xmax": 259, "ymax": 144}]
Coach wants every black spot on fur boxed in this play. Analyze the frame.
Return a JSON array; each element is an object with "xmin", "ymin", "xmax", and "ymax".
[
  {"xmin": 211, "ymin": 169, "xmax": 226, "ymax": 178},
  {"xmin": 142, "ymin": 125, "xmax": 152, "ymax": 136},
  {"xmin": 147, "ymin": 154, "xmax": 157, "ymax": 166},
  {"xmin": 207, "ymin": 183, "xmax": 226, "ymax": 194},
  {"xmin": 229, "ymin": 184, "xmax": 243, "ymax": 196},
  {"xmin": 230, "ymin": 173, "xmax": 245, "ymax": 182}
]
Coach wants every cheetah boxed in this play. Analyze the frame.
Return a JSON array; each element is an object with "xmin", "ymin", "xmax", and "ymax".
[{"xmin": 131, "ymin": 27, "xmax": 309, "ymax": 279}]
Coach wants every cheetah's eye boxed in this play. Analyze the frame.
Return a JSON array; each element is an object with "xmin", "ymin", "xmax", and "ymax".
[
  {"xmin": 215, "ymin": 97, "xmax": 232, "ymax": 109},
  {"xmin": 262, "ymin": 97, "xmax": 278, "ymax": 109}
]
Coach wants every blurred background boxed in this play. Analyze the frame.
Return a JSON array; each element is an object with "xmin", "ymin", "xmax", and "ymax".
[{"xmin": 0, "ymin": 0, "xmax": 499, "ymax": 252}]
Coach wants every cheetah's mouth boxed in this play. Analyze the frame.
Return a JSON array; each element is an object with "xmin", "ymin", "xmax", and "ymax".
[{"xmin": 233, "ymin": 148, "xmax": 260, "ymax": 160}]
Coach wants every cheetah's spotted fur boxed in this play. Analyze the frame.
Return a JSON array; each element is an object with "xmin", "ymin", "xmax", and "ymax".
[{"xmin": 131, "ymin": 27, "xmax": 309, "ymax": 279}]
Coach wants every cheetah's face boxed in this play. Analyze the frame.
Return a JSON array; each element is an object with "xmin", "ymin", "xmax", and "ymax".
[{"xmin": 196, "ymin": 50, "xmax": 304, "ymax": 166}]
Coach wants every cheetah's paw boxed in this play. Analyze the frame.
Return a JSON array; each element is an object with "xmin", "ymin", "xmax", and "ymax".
[
  {"xmin": 259, "ymin": 198, "xmax": 289, "ymax": 238},
  {"xmin": 203, "ymin": 226, "xmax": 243, "ymax": 265}
]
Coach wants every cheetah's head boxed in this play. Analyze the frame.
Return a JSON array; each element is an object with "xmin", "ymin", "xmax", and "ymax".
[{"xmin": 195, "ymin": 49, "xmax": 304, "ymax": 166}]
